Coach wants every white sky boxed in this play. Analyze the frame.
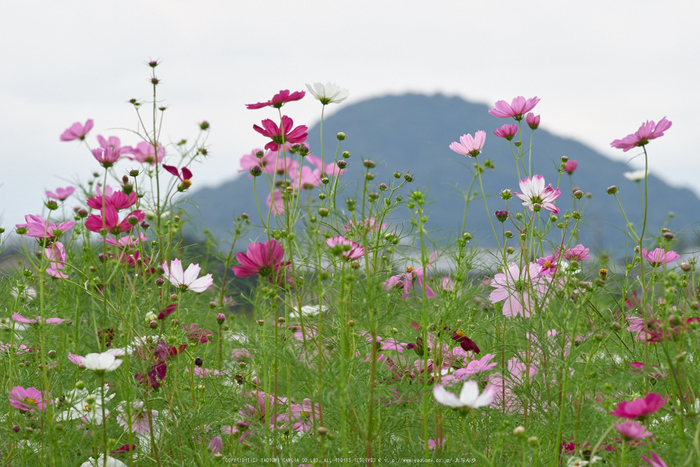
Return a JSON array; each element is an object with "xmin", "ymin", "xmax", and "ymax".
[{"xmin": 2, "ymin": 0, "xmax": 698, "ymax": 230}]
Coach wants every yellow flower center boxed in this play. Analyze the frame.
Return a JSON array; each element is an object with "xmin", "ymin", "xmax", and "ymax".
[{"xmin": 24, "ymin": 397, "xmax": 37, "ymax": 406}]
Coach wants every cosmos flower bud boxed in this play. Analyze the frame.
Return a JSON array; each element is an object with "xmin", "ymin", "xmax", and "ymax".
[
  {"xmin": 249, "ymin": 166, "xmax": 263, "ymax": 177},
  {"xmin": 681, "ymin": 262, "xmax": 691, "ymax": 272},
  {"xmin": 500, "ymin": 189, "xmax": 512, "ymax": 200},
  {"xmin": 216, "ymin": 313, "xmax": 226, "ymax": 324},
  {"xmin": 194, "ymin": 357, "xmax": 203, "ymax": 367},
  {"xmin": 342, "ymin": 151, "xmax": 350, "ymax": 158},
  {"xmin": 45, "ymin": 200, "xmax": 59, "ymax": 211},
  {"xmin": 337, "ymin": 160, "xmax": 347, "ymax": 169},
  {"xmin": 606, "ymin": 185, "xmax": 619, "ymax": 195},
  {"xmin": 494, "ymin": 210, "xmax": 509, "ymax": 222},
  {"xmin": 199, "ymin": 121, "xmax": 210, "ymax": 131},
  {"xmin": 404, "ymin": 173, "xmax": 413, "ymax": 182},
  {"xmin": 336, "ymin": 132, "xmax": 346, "ymax": 141}
]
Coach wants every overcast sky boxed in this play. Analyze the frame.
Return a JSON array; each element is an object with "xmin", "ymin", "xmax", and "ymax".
[{"xmin": 2, "ymin": 0, "xmax": 698, "ymax": 231}]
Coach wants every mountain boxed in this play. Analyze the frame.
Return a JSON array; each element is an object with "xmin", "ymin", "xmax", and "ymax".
[{"xmin": 184, "ymin": 93, "xmax": 698, "ymax": 253}]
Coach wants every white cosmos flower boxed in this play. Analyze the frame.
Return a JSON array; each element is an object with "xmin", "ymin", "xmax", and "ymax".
[
  {"xmin": 290, "ymin": 305, "xmax": 328, "ymax": 318},
  {"xmin": 305, "ymin": 82, "xmax": 349, "ymax": 105},
  {"xmin": 432, "ymin": 381, "xmax": 495, "ymax": 409},
  {"xmin": 58, "ymin": 385, "xmax": 115, "ymax": 425},
  {"xmin": 82, "ymin": 351, "xmax": 123, "ymax": 373},
  {"xmin": 623, "ymin": 169, "xmax": 647, "ymax": 181},
  {"xmin": 80, "ymin": 454, "xmax": 127, "ymax": 467}
]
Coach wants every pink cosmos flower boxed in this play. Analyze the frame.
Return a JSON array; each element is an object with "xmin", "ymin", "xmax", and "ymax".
[
  {"xmin": 87, "ymin": 189, "xmax": 137, "ymax": 211},
  {"xmin": 16, "ymin": 215, "xmax": 75, "ymax": 241},
  {"xmin": 383, "ymin": 251, "xmax": 438, "ymax": 299},
  {"xmin": 287, "ymin": 398, "xmax": 321, "ymax": 432},
  {"xmin": 489, "ymin": 262, "xmax": 549, "ymax": 318},
  {"xmin": 45, "ymin": 241, "xmax": 68, "ymax": 279},
  {"xmin": 96, "ymin": 135, "xmax": 124, "ymax": 151},
  {"xmin": 525, "ymin": 113, "xmax": 540, "ymax": 130},
  {"xmin": 449, "ymin": 131, "xmax": 486, "ymax": 158},
  {"xmin": 208, "ymin": 436, "xmax": 223, "ymax": 454},
  {"xmin": 610, "ymin": 393, "xmax": 668, "ymax": 419},
  {"xmin": 290, "ymin": 165, "xmax": 322, "ymax": 190},
  {"xmin": 536, "ymin": 254, "xmax": 558, "ymax": 275},
  {"xmin": 305, "ymin": 155, "xmax": 346, "ymax": 178},
  {"xmin": 452, "ymin": 353, "xmax": 497, "ymax": 381},
  {"xmin": 117, "ymin": 401, "xmax": 158, "ymax": 436},
  {"xmin": 611, "ymin": 117, "xmax": 672, "ymax": 152},
  {"xmin": 640, "ymin": 452, "xmax": 668, "ymax": 467},
  {"xmin": 239, "ymin": 148, "xmax": 272, "ymax": 177},
  {"xmin": 343, "ymin": 218, "xmax": 387, "ymax": 234},
  {"xmin": 124, "ymin": 141, "xmax": 165, "ymax": 165},
  {"xmin": 46, "ymin": 186, "xmax": 75, "ymax": 201},
  {"xmin": 100, "ymin": 233, "xmax": 147, "ymax": 248},
  {"xmin": 325, "ymin": 235, "xmax": 365, "ymax": 261},
  {"xmin": 642, "ymin": 248, "xmax": 680, "ymax": 267},
  {"xmin": 161, "ymin": 259, "xmax": 213, "ymax": 293},
  {"xmin": 614, "ymin": 420, "xmax": 653, "ymax": 440},
  {"xmin": 493, "ymin": 124, "xmax": 518, "ymax": 141},
  {"xmin": 514, "ymin": 174, "xmax": 561, "ymax": 214},
  {"xmin": 91, "ymin": 147, "xmax": 121, "ymax": 167},
  {"xmin": 563, "ymin": 160, "xmax": 578, "ymax": 174},
  {"xmin": 60, "ymin": 119, "xmax": 94, "ymax": 141},
  {"xmin": 563, "ymin": 244, "xmax": 590, "ymax": 261},
  {"xmin": 246, "ymin": 90, "xmax": 305, "ymax": 110},
  {"xmin": 427, "ymin": 439, "xmax": 445, "ymax": 450},
  {"xmin": 85, "ymin": 206, "xmax": 144, "ymax": 235},
  {"xmin": 253, "ymin": 116, "xmax": 308, "ymax": 152},
  {"xmin": 12, "ymin": 313, "xmax": 65, "ymax": 326},
  {"xmin": 232, "ymin": 239, "xmax": 289, "ymax": 279},
  {"xmin": 266, "ymin": 190, "xmax": 285, "ymax": 215},
  {"xmin": 9, "ymin": 386, "xmax": 50, "ymax": 412},
  {"xmin": 489, "ymin": 96, "xmax": 540, "ymax": 120}
]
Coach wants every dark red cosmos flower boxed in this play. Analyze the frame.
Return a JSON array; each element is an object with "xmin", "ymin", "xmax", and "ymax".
[
  {"xmin": 110, "ymin": 444, "xmax": 136, "ymax": 454},
  {"xmin": 246, "ymin": 90, "xmax": 305, "ymax": 110},
  {"xmin": 157, "ymin": 304, "xmax": 177, "ymax": 320}
]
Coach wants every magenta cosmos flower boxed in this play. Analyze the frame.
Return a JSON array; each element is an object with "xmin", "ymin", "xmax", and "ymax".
[
  {"xmin": 642, "ymin": 248, "xmax": 680, "ymax": 267},
  {"xmin": 611, "ymin": 117, "xmax": 672, "ymax": 152},
  {"xmin": 493, "ymin": 124, "xmax": 518, "ymax": 141},
  {"xmin": 326, "ymin": 235, "xmax": 365, "ymax": 261},
  {"xmin": 246, "ymin": 89, "xmax": 305, "ymax": 110},
  {"xmin": 267, "ymin": 190, "xmax": 285, "ymax": 215},
  {"xmin": 383, "ymin": 251, "xmax": 438, "ymax": 299},
  {"xmin": 614, "ymin": 420, "xmax": 653, "ymax": 440},
  {"xmin": 640, "ymin": 452, "xmax": 668, "ymax": 467},
  {"xmin": 610, "ymin": 392, "xmax": 668, "ymax": 419},
  {"xmin": 60, "ymin": 119, "xmax": 93, "ymax": 141},
  {"xmin": 489, "ymin": 96, "xmax": 540, "ymax": 120},
  {"xmin": 46, "ymin": 186, "xmax": 75, "ymax": 201},
  {"xmin": 161, "ymin": 259, "xmax": 213, "ymax": 292},
  {"xmin": 9, "ymin": 386, "xmax": 50, "ymax": 412},
  {"xmin": 253, "ymin": 116, "xmax": 308, "ymax": 152},
  {"xmin": 91, "ymin": 147, "xmax": 121, "ymax": 168},
  {"xmin": 514, "ymin": 174, "xmax": 561, "ymax": 214},
  {"xmin": 232, "ymin": 239, "xmax": 289, "ymax": 279},
  {"xmin": 489, "ymin": 262, "xmax": 549, "ymax": 318},
  {"xmin": 16, "ymin": 214, "xmax": 75, "ymax": 241},
  {"xmin": 562, "ymin": 244, "xmax": 590, "ymax": 261},
  {"xmin": 449, "ymin": 131, "xmax": 486, "ymax": 158}
]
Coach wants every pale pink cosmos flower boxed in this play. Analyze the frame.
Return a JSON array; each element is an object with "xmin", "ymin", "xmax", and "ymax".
[
  {"xmin": 232, "ymin": 239, "xmax": 289, "ymax": 279},
  {"xmin": 117, "ymin": 402, "xmax": 158, "ymax": 437},
  {"xmin": 12, "ymin": 313, "xmax": 65, "ymax": 325},
  {"xmin": 614, "ymin": 420, "xmax": 653, "ymax": 440},
  {"xmin": 493, "ymin": 124, "xmax": 518, "ymax": 141},
  {"xmin": 642, "ymin": 248, "xmax": 680, "ymax": 267},
  {"xmin": 640, "ymin": 452, "xmax": 668, "ymax": 467},
  {"xmin": 611, "ymin": 117, "xmax": 672, "ymax": 152},
  {"xmin": 253, "ymin": 116, "xmax": 308, "ymax": 152},
  {"xmin": 383, "ymin": 251, "xmax": 438, "ymax": 299},
  {"xmin": 267, "ymin": 190, "xmax": 285, "ymax": 215},
  {"xmin": 46, "ymin": 186, "xmax": 75, "ymax": 201},
  {"xmin": 289, "ymin": 165, "xmax": 321, "ymax": 190},
  {"xmin": 45, "ymin": 241, "xmax": 68, "ymax": 279},
  {"xmin": 100, "ymin": 233, "xmax": 147, "ymax": 248},
  {"xmin": 124, "ymin": 141, "xmax": 165, "ymax": 165},
  {"xmin": 161, "ymin": 259, "xmax": 213, "ymax": 293},
  {"xmin": 452, "ymin": 353, "xmax": 497, "ymax": 381},
  {"xmin": 9, "ymin": 386, "xmax": 50, "ymax": 412},
  {"xmin": 514, "ymin": 174, "xmax": 561, "ymax": 214},
  {"xmin": 525, "ymin": 112, "xmax": 540, "ymax": 130},
  {"xmin": 449, "ymin": 131, "xmax": 486, "ymax": 158},
  {"xmin": 91, "ymin": 147, "xmax": 121, "ymax": 167},
  {"xmin": 60, "ymin": 119, "xmax": 94, "ymax": 141},
  {"xmin": 287, "ymin": 398, "xmax": 321, "ymax": 432},
  {"xmin": 246, "ymin": 89, "xmax": 305, "ymax": 110},
  {"xmin": 326, "ymin": 235, "xmax": 365, "ymax": 261},
  {"xmin": 16, "ymin": 215, "xmax": 75, "ymax": 241},
  {"xmin": 433, "ymin": 381, "xmax": 495, "ymax": 409},
  {"xmin": 489, "ymin": 262, "xmax": 549, "ymax": 318},
  {"xmin": 239, "ymin": 148, "xmax": 275, "ymax": 178},
  {"xmin": 305, "ymin": 155, "xmax": 346, "ymax": 178},
  {"xmin": 563, "ymin": 244, "xmax": 590, "ymax": 261},
  {"xmin": 489, "ymin": 96, "xmax": 540, "ymax": 120},
  {"xmin": 343, "ymin": 218, "xmax": 387, "ymax": 234},
  {"xmin": 563, "ymin": 160, "xmax": 578, "ymax": 174},
  {"xmin": 96, "ymin": 135, "xmax": 123, "ymax": 151}
]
